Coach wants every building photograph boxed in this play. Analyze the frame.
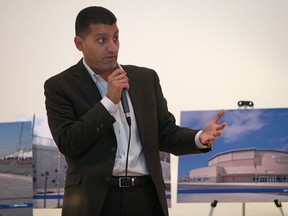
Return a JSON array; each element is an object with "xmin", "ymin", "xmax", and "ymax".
[
  {"xmin": 188, "ymin": 148, "xmax": 288, "ymax": 183},
  {"xmin": 178, "ymin": 108, "xmax": 288, "ymax": 203},
  {"xmin": 0, "ymin": 122, "xmax": 33, "ymax": 216}
]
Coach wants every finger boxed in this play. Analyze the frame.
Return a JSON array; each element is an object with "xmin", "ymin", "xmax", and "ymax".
[
  {"xmin": 215, "ymin": 130, "xmax": 222, "ymax": 137},
  {"xmin": 213, "ymin": 109, "xmax": 225, "ymax": 123},
  {"xmin": 117, "ymin": 74, "xmax": 130, "ymax": 90},
  {"xmin": 206, "ymin": 136, "xmax": 215, "ymax": 146},
  {"xmin": 210, "ymin": 136, "xmax": 216, "ymax": 142},
  {"xmin": 116, "ymin": 70, "xmax": 128, "ymax": 81},
  {"xmin": 111, "ymin": 71, "xmax": 128, "ymax": 84},
  {"xmin": 112, "ymin": 68, "xmax": 126, "ymax": 77},
  {"xmin": 216, "ymin": 122, "xmax": 226, "ymax": 130}
]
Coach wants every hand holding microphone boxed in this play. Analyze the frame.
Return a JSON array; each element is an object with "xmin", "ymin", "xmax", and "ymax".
[
  {"xmin": 106, "ymin": 64, "xmax": 131, "ymax": 126},
  {"xmin": 106, "ymin": 65, "xmax": 129, "ymax": 103},
  {"xmin": 117, "ymin": 64, "xmax": 131, "ymax": 126}
]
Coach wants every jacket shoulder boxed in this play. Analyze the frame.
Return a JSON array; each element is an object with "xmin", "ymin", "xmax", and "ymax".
[
  {"xmin": 121, "ymin": 64, "xmax": 155, "ymax": 73},
  {"xmin": 121, "ymin": 65, "xmax": 158, "ymax": 80},
  {"xmin": 44, "ymin": 60, "xmax": 85, "ymax": 85}
]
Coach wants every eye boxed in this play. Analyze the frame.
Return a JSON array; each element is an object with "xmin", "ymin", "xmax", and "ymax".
[
  {"xmin": 113, "ymin": 35, "xmax": 119, "ymax": 42},
  {"xmin": 97, "ymin": 37, "xmax": 107, "ymax": 44}
]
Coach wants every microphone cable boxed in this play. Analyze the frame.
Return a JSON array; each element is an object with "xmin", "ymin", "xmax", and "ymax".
[
  {"xmin": 119, "ymin": 64, "xmax": 132, "ymax": 216},
  {"xmin": 120, "ymin": 108, "xmax": 132, "ymax": 216},
  {"xmin": 117, "ymin": 63, "xmax": 132, "ymax": 177},
  {"xmin": 124, "ymin": 122, "xmax": 132, "ymax": 177}
]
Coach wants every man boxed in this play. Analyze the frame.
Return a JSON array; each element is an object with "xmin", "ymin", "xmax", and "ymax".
[{"xmin": 44, "ymin": 6, "xmax": 226, "ymax": 216}]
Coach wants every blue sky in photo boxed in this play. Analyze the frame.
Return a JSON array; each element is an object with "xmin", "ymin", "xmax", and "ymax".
[
  {"xmin": 0, "ymin": 114, "xmax": 52, "ymax": 158},
  {"xmin": 0, "ymin": 121, "xmax": 32, "ymax": 158},
  {"xmin": 16, "ymin": 114, "xmax": 52, "ymax": 139},
  {"xmin": 178, "ymin": 108, "xmax": 288, "ymax": 178}
]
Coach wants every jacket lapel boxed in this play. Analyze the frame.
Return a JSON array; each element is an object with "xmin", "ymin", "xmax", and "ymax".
[
  {"xmin": 72, "ymin": 60, "xmax": 102, "ymax": 106},
  {"xmin": 123, "ymin": 66, "xmax": 146, "ymax": 145}
]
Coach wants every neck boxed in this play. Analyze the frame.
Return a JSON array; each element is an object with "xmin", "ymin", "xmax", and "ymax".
[
  {"xmin": 83, "ymin": 60, "xmax": 115, "ymax": 81},
  {"xmin": 90, "ymin": 68, "xmax": 111, "ymax": 81}
]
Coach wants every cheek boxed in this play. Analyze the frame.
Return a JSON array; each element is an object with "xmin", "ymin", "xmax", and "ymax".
[{"xmin": 86, "ymin": 46, "xmax": 102, "ymax": 58}]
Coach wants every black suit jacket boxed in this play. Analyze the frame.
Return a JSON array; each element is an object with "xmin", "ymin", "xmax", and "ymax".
[{"xmin": 44, "ymin": 60, "xmax": 210, "ymax": 216}]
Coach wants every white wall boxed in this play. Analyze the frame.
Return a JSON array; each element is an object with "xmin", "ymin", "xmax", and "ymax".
[{"xmin": 1, "ymin": 0, "xmax": 287, "ymax": 215}]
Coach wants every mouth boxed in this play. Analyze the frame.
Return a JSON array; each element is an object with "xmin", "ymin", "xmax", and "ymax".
[{"xmin": 104, "ymin": 55, "xmax": 117, "ymax": 62}]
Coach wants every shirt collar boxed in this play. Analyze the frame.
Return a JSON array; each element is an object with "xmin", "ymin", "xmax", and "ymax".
[{"xmin": 82, "ymin": 59, "xmax": 105, "ymax": 83}]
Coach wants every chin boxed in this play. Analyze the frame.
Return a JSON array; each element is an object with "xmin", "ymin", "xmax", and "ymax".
[
  {"xmin": 101, "ymin": 63, "xmax": 116, "ymax": 73},
  {"xmin": 108, "ymin": 62, "xmax": 117, "ymax": 70}
]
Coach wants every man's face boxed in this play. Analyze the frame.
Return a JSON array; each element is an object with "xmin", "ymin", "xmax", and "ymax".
[{"xmin": 75, "ymin": 23, "xmax": 119, "ymax": 75}]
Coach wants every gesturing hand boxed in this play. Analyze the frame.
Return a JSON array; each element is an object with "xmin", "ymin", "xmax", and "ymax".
[{"xmin": 199, "ymin": 109, "xmax": 226, "ymax": 147}]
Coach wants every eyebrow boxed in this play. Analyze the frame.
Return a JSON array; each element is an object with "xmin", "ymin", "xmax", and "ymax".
[{"xmin": 95, "ymin": 30, "xmax": 119, "ymax": 37}]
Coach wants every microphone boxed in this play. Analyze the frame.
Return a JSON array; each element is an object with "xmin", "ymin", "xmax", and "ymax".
[
  {"xmin": 118, "ymin": 63, "xmax": 131, "ymax": 126},
  {"xmin": 121, "ymin": 90, "xmax": 131, "ymax": 126}
]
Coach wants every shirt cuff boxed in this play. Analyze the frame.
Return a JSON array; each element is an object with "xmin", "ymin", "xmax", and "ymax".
[
  {"xmin": 195, "ymin": 130, "xmax": 210, "ymax": 149},
  {"xmin": 101, "ymin": 96, "xmax": 118, "ymax": 114}
]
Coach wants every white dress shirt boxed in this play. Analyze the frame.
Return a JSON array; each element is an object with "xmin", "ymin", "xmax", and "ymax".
[{"xmin": 83, "ymin": 60, "xmax": 149, "ymax": 175}]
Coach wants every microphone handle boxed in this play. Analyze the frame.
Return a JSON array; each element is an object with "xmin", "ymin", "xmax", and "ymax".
[
  {"xmin": 118, "ymin": 63, "xmax": 131, "ymax": 126},
  {"xmin": 121, "ymin": 90, "xmax": 130, "ymax": 114},
  {"xmin": 121, "ymin": 89, "xmax": 131, "ymax": 126}
]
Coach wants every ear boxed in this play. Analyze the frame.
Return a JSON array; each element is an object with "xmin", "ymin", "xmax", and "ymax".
[{"xmin": 74, "ymin": 36, "xmax": 83, "ymax": 51}]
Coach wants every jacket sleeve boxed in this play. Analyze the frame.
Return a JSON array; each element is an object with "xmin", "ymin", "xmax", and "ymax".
[
  {"xmin": 153, "ymin": 71, "xmax": 211, "ymax": 155},
  {"xmin": 44, "ymin": 75, "xmax": 116, "ymax": 159}
]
